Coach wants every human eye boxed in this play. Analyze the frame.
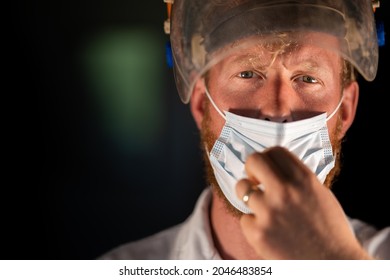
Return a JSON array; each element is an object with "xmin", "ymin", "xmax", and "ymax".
[
  {"xmin": 236, "ymin": 70, "xmax": 266, "ymax": 81},
  {"xmin": 228, "ymin": 68, "xmax": 265, "ymax": 94},
  {"xmin": 293, "ymin": 74, "xmax": 324, "ymax": 96},
  {"xmin": 300, "ymin": 75, "xmax": 318, "ymax": 84},
  {"xmin": 238, "ymin": 71, "xmax": 256, "ymax": 79}
]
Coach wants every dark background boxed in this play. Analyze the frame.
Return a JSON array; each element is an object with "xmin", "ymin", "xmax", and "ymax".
[{"xmin": 6, "ymin": 1, "xmax": 389, "ymax": 259}]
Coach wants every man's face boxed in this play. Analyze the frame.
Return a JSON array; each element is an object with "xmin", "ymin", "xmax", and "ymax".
[{"xmin": 198, "ymin": 33, "xmax": 347, "ymax": 216}]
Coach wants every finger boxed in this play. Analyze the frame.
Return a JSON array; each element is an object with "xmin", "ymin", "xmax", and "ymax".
[
  {"xmin": 245, "ymin": 146, "xmax": 311, "ymax": 193},
  {"xmin": 264, "ymin": 146, "xmax": 311, "ymax": 183},
  {"xmin": 245, "ymin": 150, "xmax": 284, "ymax": 193},
  {"xmin": 236, "ymin": 179, "xmax": 265, "ymax": 214}
]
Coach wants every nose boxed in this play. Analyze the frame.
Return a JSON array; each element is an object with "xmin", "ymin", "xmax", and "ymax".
[
  {"xmin": 256, "ymin": 76, "xmax": 295, "ymax": 123},
  {"xmin": 263, "ymin": 116, "xmax": 290, "ymax": 123}
]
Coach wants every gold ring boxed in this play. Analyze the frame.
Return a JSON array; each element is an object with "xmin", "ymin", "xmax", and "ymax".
[{"xmin": 242, "ymin": 188, "xmax": 257, "ymax": 205}]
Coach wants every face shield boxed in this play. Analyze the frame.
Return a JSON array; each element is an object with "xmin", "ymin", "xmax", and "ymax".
[{"xmin": 170, "ymin": 0, "xmax": 379, "ymax": 104}]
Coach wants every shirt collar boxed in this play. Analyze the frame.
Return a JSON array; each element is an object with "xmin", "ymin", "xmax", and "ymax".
[{"xmin": 174, "ymin": 187, "xmax": 222, "ymax": 259}]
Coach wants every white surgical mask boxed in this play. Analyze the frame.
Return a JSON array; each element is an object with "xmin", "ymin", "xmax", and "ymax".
[{"xmin": 205, "ymin": 88, "xmax": 343, "ymax": 214}]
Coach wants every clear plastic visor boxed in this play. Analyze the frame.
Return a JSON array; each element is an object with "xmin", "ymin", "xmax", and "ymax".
[{"xmin": 170, "ymin": 1, "xmax": 378, "ymax": 104}]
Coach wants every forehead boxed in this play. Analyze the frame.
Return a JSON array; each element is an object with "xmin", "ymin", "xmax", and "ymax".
[{"xmin": 208, "ymin": 32, "xmax": 342, "ymax": 72}]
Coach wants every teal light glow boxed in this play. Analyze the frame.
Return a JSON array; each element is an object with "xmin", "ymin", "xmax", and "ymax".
[{"xmin": 82, "ymin": 27, "xmax": 166, "ymax": 153}]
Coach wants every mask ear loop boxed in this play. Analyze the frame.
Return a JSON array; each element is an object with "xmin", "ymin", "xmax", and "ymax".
[
  {"xmin": 203, "ymin": 86, "xmax": 227, "ymax": 157},
  {"xmin": 205, "ymin": 87, "xmax": 226, "ymax": 120},
  {"xmin": 326, "ymin": 94, "xmax": 344, "ymax": 122}
]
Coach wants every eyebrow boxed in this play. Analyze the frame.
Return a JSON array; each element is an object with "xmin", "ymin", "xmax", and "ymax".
[
  {"xmin": 296, "ymin": 60, "xmax": 322, "ymax": 71},
  {"xmin": 287, "ymin": 49, "xmax": 336, "ymax": 75},
  {"xmin": 222, "ymin": 54, "xmax": 272, "ymax": 71},
  {"xmin": 218, "ymin": 45, "xmax": 336, "ymax": 77}
]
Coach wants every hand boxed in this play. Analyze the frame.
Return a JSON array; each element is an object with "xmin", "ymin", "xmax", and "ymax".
[{"xmin": 236, "ymin": 146, "xmax": 371, "ymax": 259}]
